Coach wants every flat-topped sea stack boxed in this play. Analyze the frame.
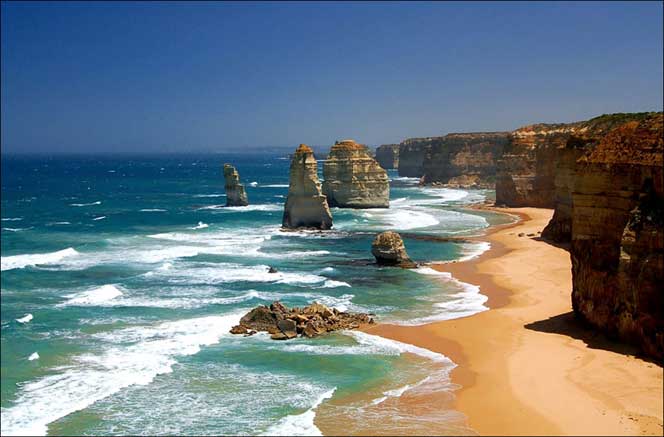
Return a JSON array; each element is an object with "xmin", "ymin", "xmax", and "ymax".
[
  {"xmin": 422, "ymin": 132, "xmax": 510, "ymax": 188},
  {"xmin": 375, "ymin": 144, "xmax": 400, "ymax": 170},
  {"xmin": 570, "ymin": 113, "xmax": 663, "ymax": 360},
  {"xmin": 322, "ymin": 139, "xmax": 389, "ymax": 208},
  {"xmin": 282, "ymin": 144, "xmax": 333, "ymax": 229},
  {"xmin": 223, "ymin": 164, "xmax": 249, "ymax": 206},
  {"xmin": 398, "ymin": 137, "xmax": 434, "ymax": 177}
]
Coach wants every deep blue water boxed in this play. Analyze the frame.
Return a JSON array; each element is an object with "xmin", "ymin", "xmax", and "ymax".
[{"xmin": 1, "ymin": 154, "xmax": 510, "ymax": 436}]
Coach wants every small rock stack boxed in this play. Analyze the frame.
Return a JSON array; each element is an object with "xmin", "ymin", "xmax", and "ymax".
[
  {"xmin": 223, "ymin": 164, "xmax": 249, "ymax": 206},
  {"xmin": 229, "ymin": 301, "xmax": 374, "ymax": 340},
  {"xmin": 371, "ymin": 231, "xmax": 416, "ymax": 268}
]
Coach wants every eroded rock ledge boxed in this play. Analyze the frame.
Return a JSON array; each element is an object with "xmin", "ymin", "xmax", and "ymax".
[
  {"xmin": 230, "ymin": 301, "xmax": 374, "ymax": 340},
  {"xmin": 223, "ymin": 164, "xmax": 249, "ymax": 206}
]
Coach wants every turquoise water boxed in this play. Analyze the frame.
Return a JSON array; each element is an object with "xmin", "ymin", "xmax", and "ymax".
[{"xmin": 1, "ymin": 154, "xmax": 510, "ymax": 436}]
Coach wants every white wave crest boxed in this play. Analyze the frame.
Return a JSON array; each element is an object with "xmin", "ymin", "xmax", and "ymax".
[
  {"xmin": 139, "ymin": 209, "xmax": 167, "ymax": 212},
  {"xmin": 190, "ymin": 222, "xmax": 209, "ymax": 230},
  {"xmin": 1, "ymin": 248, "xmax": 79, "ymax": 271},
  {"xmin": 69, "ymin": 201, "xmax": 101, "ymax": 207},
  {"xmin": 1, "ymin": 217, "xmax": 23, "ymax": 221},
  {"xmin": 92, "ymin": 216, "xmax": 106, "ymax": 221},
  {"xmin": 260, "ymin": 388, "xmax": 335, "ymax": 436},
  {"xmin": 61, "ymin": 285, "xmax": 124, "ymax": 306},
  {"xmin": 260, "ymin": 184, "xmax": 289, "ymax": 188},
  {"xmin": 28, "ymin": 352, "xmax": 40, "ymax": 361},
  {"xmin": 16, "ymin": 314, "xmax": 33, "ymax": 324}
]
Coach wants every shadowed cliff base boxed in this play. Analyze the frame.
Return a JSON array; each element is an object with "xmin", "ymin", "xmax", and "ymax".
[{"xmin": 525, "ymin": 311, "xmax": 660, "ymax": 365}]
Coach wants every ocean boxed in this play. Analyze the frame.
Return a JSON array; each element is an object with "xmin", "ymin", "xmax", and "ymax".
[{"xmin": 0, "ymin": 154, "xmax": 513, "ymax": 436}]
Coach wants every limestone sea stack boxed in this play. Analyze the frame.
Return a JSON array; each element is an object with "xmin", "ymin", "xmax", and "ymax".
[
  {"xmin": 570, "ymin": 113, "xmax": 663, "ymax": 360},
  {"xmin": 322, "ymin": 139, "xmax": 389, "ymax": 208},
  {"xmin": 282, "ymin": 144, "xmax": 333, "ymax": 229},
  {"xmin": 229, "ymin": 301, "xmax": 374, "ymax": 340},
  {"xmin": 223, "ymin": 164, "xmax": 249, "ymax": 206},
  {"xmin": 375, "ymin": 144, "xmax": 400, "ymax": 170},
  {"xmin": 371, "ymin": 231, "xmax": 415, "ymax": 268}
]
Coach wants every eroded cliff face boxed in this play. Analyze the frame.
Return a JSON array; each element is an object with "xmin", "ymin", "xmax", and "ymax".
[
  {"xmin": 540, "ymin": 113, "xmax": 658, "ymax": 242},
  {"xmin": 570, "ymin": 113, "xmax": 663, "ymax": 359},
  {"xmin": 223, "ymin": 164, "xmax": 249, "ymax": 207},
  {"xmin": 282, "ymin": 144, "xmax": 333, "ymax": 229},
  {"xmin": 375, "ymin": 144, "xmax": 400, "ymax": 170},
  {"xmin": 398, "ymin": 138, "xmax": 434, "ymax": 177},
  {"xmin": 322, "ymin": 140, "xmax": 389, "ymax": 208},
  {"xmin": 422, "ymin": 132, "xmax": 509, "ymax": 188}
]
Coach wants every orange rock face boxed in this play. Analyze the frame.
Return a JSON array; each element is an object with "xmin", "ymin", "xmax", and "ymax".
[{"xmin": 570, "ymin": 113, "xmax": 663, "ymax": 359}]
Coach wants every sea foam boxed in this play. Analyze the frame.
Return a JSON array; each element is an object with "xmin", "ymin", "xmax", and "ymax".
[
  {"xmin": 260, "ymin": 388, "xmax": 336, "ymax": 436},
  {"xmin": 1, "ymin": 248, "xmax": 79, "ymax": 271},
  {"xmin": 0, "ymin": 313, "xmax": 243, "ymax": 436}
]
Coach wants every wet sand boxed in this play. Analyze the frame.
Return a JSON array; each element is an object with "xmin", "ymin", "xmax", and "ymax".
[{"xmin": 360, "ymin": 207, "xmax": 663, "ymax": 436}]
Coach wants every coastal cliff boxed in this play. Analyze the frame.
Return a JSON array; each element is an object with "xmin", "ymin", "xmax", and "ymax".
[
  {"xmin": 322, "ymin": 139, "xmax": 389, "ymax": 208},
  {"xmin": 422, "ymin": 132, "xmax": 509, "ymax": 188},
  {"xmin": 537, "ymin": 113, "xmax": 656, "ymax": 242},
  {"xmin": 375, "ymin": 144, "xmax": 400, "ymax": 170},
  {"xmin": 570, "ymin": 113, "xmax": 663, "ymax": 360},
  {"xmin": 282, "ymin": 144, "xmax": 333, "ymax": 229},
  {"xmin": 398, "ymin": 137, "xmax": 434, "ymax": 177},
  {"xmin": 223, "ymin": 164, "xmax": 249, "ymax": 206}
]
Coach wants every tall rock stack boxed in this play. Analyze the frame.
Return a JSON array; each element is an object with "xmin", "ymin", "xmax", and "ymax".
[
  {"xmin": 282, "ymin": 144, "xmax": 333, "ymax": 229},
  {"xmin": 322, "ymin": 139, "xmax": 389, "ymax": 208},
  {"xmin": 570, "ymin": 113, "xmax": 663, "ymax": 360},
  {"xmin": 422, "ymin": 132, "xmax": 510, "ymax": 188},
  {"xmin": 375, "ymin": 144, "xmax": 400, "ymax": 170},
  {"xmin": 223, "ymin": 164, "xmax": 249, "ymax": 206}
]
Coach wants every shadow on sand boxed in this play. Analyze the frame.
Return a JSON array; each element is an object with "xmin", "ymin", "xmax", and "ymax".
[{"xmin": 524, "ymin": 311, "xmax": 659, "ymax": 365}]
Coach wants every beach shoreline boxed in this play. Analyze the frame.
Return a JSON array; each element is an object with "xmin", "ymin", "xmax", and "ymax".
[{"xmin": 357, "ymin": 206, "xmax": 663, "ymax": 436}]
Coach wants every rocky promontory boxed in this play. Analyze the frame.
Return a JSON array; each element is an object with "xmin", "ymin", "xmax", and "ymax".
[
  {"xmin": 229, "ymin": 301, "xmax": 374, "ymax": 340},
  {"xmin": 422, "ymin": 132, "xmax": 510, "ymax": 188},
  {"xmin": 375, "ymin": 144, "xmax": 400, "ymax": 170},
  {"xmin": 570, "ymin": 113, "xmax": 663, "ymax": 360},
  {"xmin": 322, "ymin": 139, "xmax": 389, "ymax": 208},
  {"xmin": 371, "ymin": 231, "xmax": 416, "ymax": 268},
  {"xmin": 223, "ymin": 164, "xmax": 249, "ymax": 206},
  {"xmin": 282, "ymin": 144, "xmax": 333, "ymax": 229}
]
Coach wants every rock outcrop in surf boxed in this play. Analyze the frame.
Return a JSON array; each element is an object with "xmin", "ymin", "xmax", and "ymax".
[
  {"xmin": 223, "ymin": 164, "xmax": 249, "ymax": 206},
  {"xmin": 229, "ymin": 301, "xmax": 374, "ymax": 340},
  {"xmin": 371, "ymin": 231, "xmax": 415, "ymax": 268},
  {"xmin": 322, "ymin": 139, "xmax": 389, "ymax": 208},
  {"xmin": 282, "ymin": 144, "xmax": 333, "ymax": 230}
]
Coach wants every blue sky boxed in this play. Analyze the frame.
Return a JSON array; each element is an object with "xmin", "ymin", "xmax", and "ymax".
[{"xmin": 1, "ymin": 1, "xmax": 662, "ymax": 154}]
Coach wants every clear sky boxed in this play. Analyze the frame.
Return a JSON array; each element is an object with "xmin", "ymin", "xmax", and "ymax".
[{"xmin": 1, "ymin": 1, "xmax": 662, "ymax": 154}]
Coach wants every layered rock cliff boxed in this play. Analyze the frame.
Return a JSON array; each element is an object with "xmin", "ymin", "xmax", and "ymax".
[
  {"xmin": 322, "ymin": 139, "xmax": 389, "ymax": 208},
  {"xmin": 375, "ymin": 144, "xmax": 400, "ymax": 170},
  {"xmin": 282, "ymin": 144, "xmax": 333, "ymax": 229},
  {"xmin": 223, "ymin": 164, "xmax": 249, "ymax": 207},
  {"xmin": 422, "ymin": 132, "xmax": 510, "ymax": 188},
  {"xmin": 570, "ymin": 113, "xmax": 663, "ymax": 360},
  {"xmin": 538, "ymin": 113, "xmax": 657, "ymax": 242},
  {"xmin": 496, "ymin": 113, "xmax": 656, "ymax": 211},
  {"xmin": 398, "ymin": 138, "xmax": 434, "ymax": 177}
]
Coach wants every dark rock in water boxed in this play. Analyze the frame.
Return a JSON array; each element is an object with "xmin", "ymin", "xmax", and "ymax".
[
  {"xmin": 268, "ymin": 266, "xmax": 278, "ymax": 274},
  {"xmin": 230, "ymin": 301, "xmax": 374, "ymax": 340},
  {"xmin": 371, "ymin": 231, "xmax": 416, "ymax": 268}
]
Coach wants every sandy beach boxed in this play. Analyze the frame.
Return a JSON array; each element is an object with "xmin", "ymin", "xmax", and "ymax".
[{"xmin": 363, "ymin": 207, "xmax": 663, "ymax": 436}]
